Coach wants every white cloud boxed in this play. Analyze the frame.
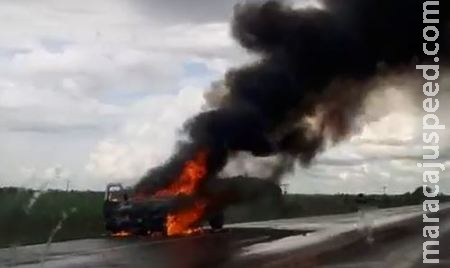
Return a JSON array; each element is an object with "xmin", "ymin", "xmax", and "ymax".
[
  {"xmin": 285, "ymin": 85, "xmax": 450, "ymax": 194},
  {"xmin": 0, "ymin": 0, "xmax": 240, "ymax": 190},
  {"xmin": 85, "ymin": 86, "xmax": 206, "ymax": 187}
]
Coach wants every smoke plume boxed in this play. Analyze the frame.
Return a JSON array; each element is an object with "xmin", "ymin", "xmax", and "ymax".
[{"xmin": 136, "ymin": 0, "xmax": 450, "ymax": 194}]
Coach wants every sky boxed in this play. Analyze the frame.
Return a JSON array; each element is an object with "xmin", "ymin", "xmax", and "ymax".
[{"xmin": 0, "ymin": 0, "xmax": 448, "ymax": 194}]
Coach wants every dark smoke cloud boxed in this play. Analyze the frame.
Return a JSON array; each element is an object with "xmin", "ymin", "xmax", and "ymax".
[
  {"xmin": 202, "ymin": 176, "xmax": 282, "ymax": 208},
  {"xmin": 136, "ymin": 0, "xmax": 450, "ymax": 194}
]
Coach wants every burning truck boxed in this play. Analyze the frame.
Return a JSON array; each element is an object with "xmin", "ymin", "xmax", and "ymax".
[
  {"xmin": 103, "ymin": 183, "xmax": 225, "ymax": 236},
  {"xmin": 103, "ymin": 150, "xmax": 223, "ymax": 236}
]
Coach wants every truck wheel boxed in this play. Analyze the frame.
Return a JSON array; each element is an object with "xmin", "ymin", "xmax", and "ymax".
[{"xmin": 208, "ymin": 212, "xmax": 224, "ymax": 230}]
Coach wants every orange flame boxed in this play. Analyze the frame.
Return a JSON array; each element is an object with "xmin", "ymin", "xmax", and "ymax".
[
  {"xmin": 153, "ymin": 150, "xmax": 209, "ymax": 236},
  {"xmin": 166, "ymin": 200, "xmax": 206, "ymax": 236},
  {"xmin": 154, "ymin": 150, "xmax": 208, "ymax": 197},
  {"xmin": 112, "ymin": 231, "xmax": 131, "ymax": 237}
]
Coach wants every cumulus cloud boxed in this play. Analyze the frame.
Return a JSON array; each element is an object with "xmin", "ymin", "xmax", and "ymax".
[
  {"xmin": 85, "ymin": 86, "xmax": 206, "ymax": 187},
  {"xmin": 0, "ymin": 0, "xmax": 241, "ymax": 189},
  {"xmin": 284, "ymin": 81, "xmax": 450, "ymax": 194}
]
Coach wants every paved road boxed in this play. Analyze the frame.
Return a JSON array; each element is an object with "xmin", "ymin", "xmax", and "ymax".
[
  {"xmin": 318, "ymin": 214, "xmax": 450, "ymax": 268},
  {"xmin": 0, "ymin": 228, "xmax": 305, "ymax": 268},
  {"xmin": 311, "ymin": 218, "xmax": 450, "ymax": 268},
  {"xmin": 1, "ymin": 205, "xmax": 449, "ymax": 268}
]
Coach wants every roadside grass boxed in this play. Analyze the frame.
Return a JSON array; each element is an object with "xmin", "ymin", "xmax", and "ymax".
[
  {"xmin": 0, "ymin": 188, "xmax": 104, "ymax": 248},
  {"xmin": 225, "ymin": 191, "xmax": 448, "ymax": 223}
]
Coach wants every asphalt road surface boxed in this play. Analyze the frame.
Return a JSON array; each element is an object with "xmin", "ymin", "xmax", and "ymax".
[
  {"xmin": 1, "ymin": 205, "xmax": 449, "ymax": 268},
  {"xmin": 1, "ymin": 228, "xmax": 307, "ymax": 268},
  {"xmin": 318, "ymin": 213, "xmax": 450, "ymax": 268}
]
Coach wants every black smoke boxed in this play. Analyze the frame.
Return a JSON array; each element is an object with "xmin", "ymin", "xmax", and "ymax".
[{"xmin": 136, "ymin": 0, "xmax": 450, "ymax": 195}]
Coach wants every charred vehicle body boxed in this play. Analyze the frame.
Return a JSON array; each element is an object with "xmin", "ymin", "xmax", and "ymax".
[{"xmin": 103, "ymin": 183, "xmax": 224, "ymax": 235}]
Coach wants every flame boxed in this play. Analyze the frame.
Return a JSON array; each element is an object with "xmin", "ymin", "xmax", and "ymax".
[
  {"xmin": 154, "ymin": 150, "xmax": 208, "ymax": 197},
  {"xmin": 153, "ymin": 150, "xmax": 209, "ymax": 236},
  {"xmin": 112, "ymin": 231, "xmax": 131, "ymax": 237},
  {"xmin": 166, "ymin": 200, "xmax": 206, "ymax": 236}
]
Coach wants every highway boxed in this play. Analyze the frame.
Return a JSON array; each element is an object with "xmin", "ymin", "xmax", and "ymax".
[
  {"xmin": 1, "ymin": 205, "xmax": 449, "ymax": 268},
  {"xmin": 320, "ymin": 217, "xmax": 450, "ymax": 268},
  {"xmin": 1, "ymin": 228, "xmax": 306, "ymax": 268}
]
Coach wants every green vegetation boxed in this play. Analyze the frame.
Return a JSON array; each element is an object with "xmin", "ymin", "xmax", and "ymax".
[
  {"xmin": 0, "ymin": 186, "xmax": 448, "ymax": 248},
  {"xmin": 227, "ymin": 188, "xmax": 450, "ymax": 223},
  {"xmin": 0, "ymin": 188, "xmax": 104, "ymax": 248}
]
